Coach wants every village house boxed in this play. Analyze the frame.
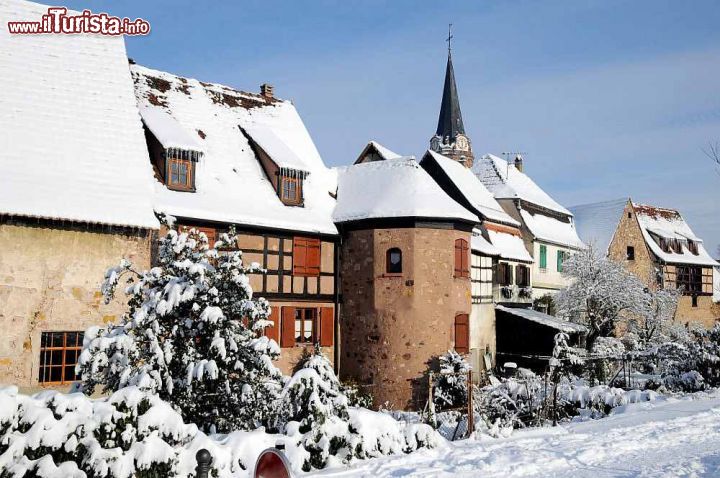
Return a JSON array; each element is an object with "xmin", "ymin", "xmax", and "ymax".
[
  {"xmin": 131, "ymin": 63, "xmax": 340, "ymax": 374},
  {"xmin": 571, "ymin": 198, "xmax": 720, "ymax": 327},
  {"xmin": 473, "ymin": 153, "xmax": 585, "ymax": 308}
]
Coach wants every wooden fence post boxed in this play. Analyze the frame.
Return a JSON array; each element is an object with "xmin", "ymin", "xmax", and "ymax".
[{"xmin": 467, "ymin": 370, "xmax": 474, "ymax": 437}]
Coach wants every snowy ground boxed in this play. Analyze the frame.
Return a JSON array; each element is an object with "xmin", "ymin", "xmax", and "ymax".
[{"xmin": 317, "ymin": 392, "xmax": 720, "ymax": 478}]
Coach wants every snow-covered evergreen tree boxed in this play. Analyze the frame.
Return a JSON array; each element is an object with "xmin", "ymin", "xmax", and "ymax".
[
  {"xmin": 78, "ymin": 228, "xmax": 283, "ymax": 433},
  {"xmin": 433, "ymin": 350, "xmax": 471, "ymax": 410},
  {"xmin": 278, "ymin": 346, "xmax": 355, "ymax": 470},
  {"xmin": 556, "ymin": 245, "xmax": 647, "ymax": 352}
]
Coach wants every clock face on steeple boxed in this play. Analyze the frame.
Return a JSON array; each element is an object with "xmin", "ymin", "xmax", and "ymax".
[
  {"xmin": 430, "ymin": 136, "xmax": 440, "ymax": 151},
  {"xmin": 455, "ymin": 134, "xmax": 469, "ymax": 151}
]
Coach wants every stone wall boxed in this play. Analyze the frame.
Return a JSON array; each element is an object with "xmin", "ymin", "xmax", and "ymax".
[
  {"xmin": 607, "ymin": 202, "xmax": 656, "ymax": 284},
  {"xmin": 0, "ymin": 220, "xmax": 154, "ymax": 392},
  {"xmin": 339, "ymin": 226, "xmax": 472, "ymax": 410}
]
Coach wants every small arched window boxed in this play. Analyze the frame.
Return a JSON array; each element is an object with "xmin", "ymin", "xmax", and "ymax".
[
  {"xmin": 454, "ymin": 239, "xmax": 469, "ymax": 278},
  {"xmin": 386, "ymin": 248, "xmax": 402, "ymax": 274}
]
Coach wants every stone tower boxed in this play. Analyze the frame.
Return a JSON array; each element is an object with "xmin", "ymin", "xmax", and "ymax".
[
  {"xmin": 334, "ymin": 158, "xmax": 476, "ymax": 410},
  {"xmin": 430, "ymin": 46, "xmax": 474, "ymax": 167}
]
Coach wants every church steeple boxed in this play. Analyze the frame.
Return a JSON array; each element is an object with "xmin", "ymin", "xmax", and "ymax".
[{"xmin": 430, "ymin": 25, "xmax": 474, "ymax": 167}]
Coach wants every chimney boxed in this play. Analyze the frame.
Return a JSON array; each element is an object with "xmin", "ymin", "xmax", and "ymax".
[
  {"xmin": 514, "ymin": 154, "xmax": 524, "ymax": 172},
  {"xmin": 260, "ymin": 83, "xmax": 274, "ymax": 99}
]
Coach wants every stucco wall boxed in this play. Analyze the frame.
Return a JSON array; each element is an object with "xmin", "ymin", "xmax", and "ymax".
[
  {"xmin": 0, "ymin": 221, "xmax": 154, "ymax": 392},
  {"xmin": 531, "ymin": 241, "xmax": 573, "ymax": 298},
  {"xmin": 339, "ymin": 226, "xmax": 472, "ymax": 410}
]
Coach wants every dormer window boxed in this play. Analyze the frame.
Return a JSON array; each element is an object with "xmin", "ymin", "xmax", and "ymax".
[
  {"xmin": 165, "ymin": 149, "xmax": 197, "ymax": 192},
  {"xmin": 281, "ymin": 174, "xmax": 301, "ymax": 204},
  {"xmin": 688, "ymin": 240, "xmax": 699, "ymax": 255}
]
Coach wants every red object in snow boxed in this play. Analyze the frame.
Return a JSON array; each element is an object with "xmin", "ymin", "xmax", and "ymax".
[{"xmin": 254, "ymin": 447, "xmax": 294, "ymax": 478}]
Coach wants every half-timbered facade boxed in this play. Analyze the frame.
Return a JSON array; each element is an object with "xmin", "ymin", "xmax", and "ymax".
[{"xmin": 132, "ymin": 64, "xmax": 340, "ymax": 374}]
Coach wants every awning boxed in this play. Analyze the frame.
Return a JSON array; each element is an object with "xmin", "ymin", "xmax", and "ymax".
[{"xmin": 496, "ymin": 305, "xmax": 587, "ymax": 334}]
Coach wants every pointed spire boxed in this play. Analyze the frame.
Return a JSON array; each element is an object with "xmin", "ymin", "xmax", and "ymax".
[
  {"xmin": 435, "ymin": 51, "xmax": 466, "ymax": 140},
  {"xmin": 430, "ymin": 24, "xmax": 474, "ymax": 167}
]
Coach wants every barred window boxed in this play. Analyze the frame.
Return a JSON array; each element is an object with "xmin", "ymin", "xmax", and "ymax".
[{"xmin": 38, "ymin": 331, "xmax": 84, "ymax": 384}]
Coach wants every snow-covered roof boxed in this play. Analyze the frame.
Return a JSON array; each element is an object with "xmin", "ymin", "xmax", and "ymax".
[
  {"xmin": 139, "ymin": 106, "xmax": 204, "ymax": 154},
  {"xmin": 471, "ymin": 229, "xmax": 500, "ymax": 256},
  {"xmin": 473, "ymin": 154, "xmax": 572, "ymax": 216},
  {"xmin": 520, "ymin": 210, "xmax": 585, "ymax": 249},
  {"xmin": 633, "ymin": 203, "xmax": 718, "ymax": 267},
  {"xmin": 0, "ymin": 0, "xmax": 159, "ymax": 229},
  {"xmin": 356, "ymin": 140, "xmax": 402, "ymax": 162},
  {"xmin": 333, "ymin": 158, "xmax": 479, "ymax": 224},
  {"xmin": 421, "ymin": 151, "xmax": 520, "ymax": 227},
  {"xmin": 569, "ymin": 198, "xmax": 628, "ymax": 255},
  {"xmin": 496, "ymin": 305, "xmax": 587, "ymax": 333},
  {"xmin": 131, "ymin": 64, "xmax": 337, "ymax": 235},
  {"xmin": 243, "ymin": 123, "xmax": 309, "ymax": 172},
  {"xmin": 487, "ymin": 230, "xmax": 533, "ymax": 263}
]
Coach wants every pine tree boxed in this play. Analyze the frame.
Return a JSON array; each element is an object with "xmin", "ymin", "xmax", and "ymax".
[
  {"xmin": 78, "ymin": 228, "xmax": 283, "ymax": 433},
  {"xmin": 433, "ymin": 350, "xmax": 471, "ymax": 410},
  {"xmin": 278, "ymin": 346, "xmax": 354, "ymax": 470}
]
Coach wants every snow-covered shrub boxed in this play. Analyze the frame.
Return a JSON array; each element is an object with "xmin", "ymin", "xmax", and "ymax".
[
  {"xmin": 341, "ymin": 380, "xmax": 373, "ymax": 409},
  {"xmin": 473, "ymin": 372, "xmax": 545, "ymax": 437},
  {"xmin": 432, "ymin": 351, "xmax": 471, "ymax": 411},
  {"xmin": 78, "ymin": 229, "xmax": 283, "ymax": 433},
  {"xmin": 556, "ymin": 381, "xmax": 658, "ymax": 418},
  {"xmin": 650, "ymin": 324, "xmax": 720, "ymax": 391},
  {"xmin": 0, "ymin": 386, "xmax": 439, "ymax": 478}
]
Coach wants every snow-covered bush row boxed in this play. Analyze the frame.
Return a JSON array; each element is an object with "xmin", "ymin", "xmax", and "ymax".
[
  {"xmin": 473, "ymin": 373, "xmax": 659, "ymax": 437},
  {"xmin": 0, "ymin": 385, "xmax": 439, "ymax": 478}
]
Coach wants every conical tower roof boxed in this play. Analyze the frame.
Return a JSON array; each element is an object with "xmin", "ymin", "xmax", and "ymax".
[{"xmin": 435, "ymin": 52, "xmax": 465, "ymax": 141}]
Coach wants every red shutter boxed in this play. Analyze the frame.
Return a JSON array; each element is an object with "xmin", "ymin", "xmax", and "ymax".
[
  {"xmin": 307, "ymin": 240, "xmax": 321, "ymax": 276},
  {"xmin": 454, "ymin": 239, "xmax": 469, "ymax": 278},
  {"xmin": 264, "ymin": 306, "xmax": 279, "ymax": 343},
  {"xmin": 293, "ymin": 237, "xmax": 320, "ymax": 277},
  {"xmin": 461, "ymin": 240, "xmax": 469, "ymax": 277},
  {"xmin": 454, "ymin": 314, "xmax": 469, "ymax": 354},
  {"xmin": 319, "ymin": 307, "xmax": 334, "ymax": 347},
  {"xmin": 293, "ymin": 238, "xmax": 307, "ymax": 276},
  {"xmin": 280, "ymin": 307, "xmax": 296, "ymax": 348},
  {"xmin": 454, "ymin": 240, "xmax": 462, "ymax": 277}
]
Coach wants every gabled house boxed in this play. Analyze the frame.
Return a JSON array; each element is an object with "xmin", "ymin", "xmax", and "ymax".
[
  {"xmin": 0, "ymin": 0, "xmax": 159, "ymax": 389},
  {"xmin": 572, "ymin": 199, "xmax": 720, "ymax": 327},
  {"xmin": 473, "ymin": 154, "xmax": 584, "ymax": 305},
  {"xmin": 131, "ymin": 64, "xmax": 340, "ymax": 373}
]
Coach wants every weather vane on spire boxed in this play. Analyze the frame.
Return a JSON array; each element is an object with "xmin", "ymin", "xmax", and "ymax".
[{"xmin": 447, "ymin": 23, "xmax": 453, "ymax": 55}]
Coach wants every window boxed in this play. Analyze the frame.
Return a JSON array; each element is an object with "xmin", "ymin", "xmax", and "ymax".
[
  {"xmin": 516, "ymin": 265, "xmax": 530, "ymax": 287},
  {"xmin": 498, "ymin": 262, "xmax": 514, "ymax": 286},
  {"xmin": 38, "ymin": 331, "xmax": 84, "ymax": 384},
  {"xmin": 454, "ymin": 314, "xmax": 469, "ymax": 355},
  {"xmin": 280, "ymin": 176, "xmax": 301, "ymax": 205},
  {"xmin": 688, "ymin": 241, "xmax": 699, "ymax": 255},
  {"xmin": 386, "ymin": 248, "xmax": 402, "ymax": 274},
  {"xmin": 539, "ymin": 245, "xmax": 547, "ymax": 270},
  {"xmin": 293, "ymin": 237, "xmax": 320, "ymax": 276},
  {"xmin": 557, "ymin": 250, "xmax": 566, "ymax": 272},
  {"xmin": 628, "ymin": 212, "xmax": 632, "ymax": 219},
  {"xmin": 692, "ymin": 295, "xmax": 699, "ymax": 308},
  {"xmin": 167, "ymin": 157, "xmax": 194, "ymax": 191},
  {"xmin": 676, "ymin": 266, "xmax": 702, "ymax": 294},
  {"xmin": 454, "ymin": 239, "xmax": 469, "ymax": 278},
  {"xmin": 626, "ymin": 246, "xmax": 635, "ymax": 261},
  {"xmin": 294, "ymin": 308, "xmax": 317, "ymax": 344}
]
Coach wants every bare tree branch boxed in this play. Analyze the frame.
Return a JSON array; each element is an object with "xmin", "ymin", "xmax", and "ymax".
[{"xmin": 703, "ymin": 141, "xmax": 720, "ymax": 175}]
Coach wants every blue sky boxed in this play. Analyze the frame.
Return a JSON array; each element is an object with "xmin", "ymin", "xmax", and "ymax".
[{"xmin": 64, "ymin": 0, "xmax": 720, "ymax": 254}]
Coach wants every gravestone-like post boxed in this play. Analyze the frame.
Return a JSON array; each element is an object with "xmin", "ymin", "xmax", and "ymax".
[{"xmin": 196, "ymin": 449, "xmax": 212, "ymax": 478}]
